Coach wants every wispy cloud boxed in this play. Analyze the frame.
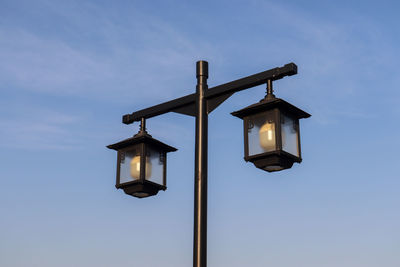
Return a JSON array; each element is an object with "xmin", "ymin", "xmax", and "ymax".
[
  {"xmin": 0, "ymin": 106, "xmax": 86, "ymax": 150},
  {"xmin": 0, "ymin": 4, "xmax": 219, "ymax": 104},
  {"xmin": 0, "ymin": 0, "xmax": 398, "ymax": 152},
  {"xmin": 0, "ymin": 1, "xmax": 223, "ymax": 151},
  {"xmin": 0, "ymin": 27, "xmax": 116, "ymax": 92},
  {"xmin": 240, "ymin": 1, "xmax": 400, "ymax": 124}
]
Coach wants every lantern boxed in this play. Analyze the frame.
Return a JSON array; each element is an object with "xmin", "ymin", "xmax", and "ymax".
[
  {"xmin": 107, "ymin": 120, "xmax": 177, "ymax": 198},
  {"xmin": 231, "ymin": 96, "xmax": 310, "ymax": 172}
]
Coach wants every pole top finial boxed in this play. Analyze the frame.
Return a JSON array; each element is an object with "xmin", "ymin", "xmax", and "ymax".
[{"xmin": 196, "ymin": 60, "xmax": 208, "ymax": 78}]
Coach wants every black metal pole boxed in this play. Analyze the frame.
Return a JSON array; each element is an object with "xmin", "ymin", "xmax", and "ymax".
[{"xmin": 194, "ymin": 60, "xmax": 208, "ymax": 267}]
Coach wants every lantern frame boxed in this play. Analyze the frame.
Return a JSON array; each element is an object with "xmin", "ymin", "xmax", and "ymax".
[
  {"xmin": 107, "ymin": 130, "xmax": 177, "ymax": 198},
  {"xmin": 232, "ymin": 97, "xmax": 310, "ymax": 172}
]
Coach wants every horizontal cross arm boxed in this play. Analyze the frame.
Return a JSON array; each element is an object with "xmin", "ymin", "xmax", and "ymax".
[
  {"xmin": 205, "ymin": 62, "xmax": 297, "ymax": 100},
  {"xmin": 122, "ymin": 62, "xmax": 297, "ymax": 124},
  {"xmin": 123, "ymin": 93, "xmax": 196, "ymax": 124}
]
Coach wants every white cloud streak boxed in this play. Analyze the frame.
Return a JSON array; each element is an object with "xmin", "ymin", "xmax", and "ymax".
[
  {"xmin": 0, "ymin": 5, "xmax": 219, "ymax": 104},
  {"xmin": 0, "ymin": 106, "xmax": 86, "ymax": 150},
  {"xmin": 1, "ymin": 0, "xmax": 398, "ymax": 150}
]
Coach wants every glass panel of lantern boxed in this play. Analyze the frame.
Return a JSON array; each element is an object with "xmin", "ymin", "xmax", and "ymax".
[
  {"xmin": 146, "ymin": 146, "xmax": 165, "ymax": 185},
  {"xmin": 281, "ymin": 114, "xmax": 300, "ymax": 157},
  {"xmin": 246, "ymin": 110, "xmax": 277, "ymax": 156},
  {"xmin": 245, "ymin": 110, "xmax": 303, "ymax": 160},
  {"xmin": 118, "ymin": 144, "xmax": 165, "ymax": 185},
  {"xmin": 118, "ymin": 144, "xmax": 141, "ymax": 184}
]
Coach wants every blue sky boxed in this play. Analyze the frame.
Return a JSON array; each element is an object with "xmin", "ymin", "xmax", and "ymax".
[{"xmin": 1, "ymin": 0, "xmax": 399, "ymax": 266}]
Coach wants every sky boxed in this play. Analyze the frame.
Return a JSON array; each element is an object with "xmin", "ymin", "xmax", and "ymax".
[{"xmin": 0, "ymin": 0, "xmax": 399, "ymax": 266}]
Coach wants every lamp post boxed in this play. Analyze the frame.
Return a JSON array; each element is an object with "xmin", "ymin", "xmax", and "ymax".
[{"xmin": 108, "ymin": 61, "xmax": 310, "ymax": 267}]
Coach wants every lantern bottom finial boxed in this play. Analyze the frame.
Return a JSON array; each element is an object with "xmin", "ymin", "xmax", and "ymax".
[
  {"xmin": 249, "ymin": 152, "xmax": 299, "ymax": 172},
  {"xmin": 119, "ymin": 181, "xmax": 166, "ymax": 198}
]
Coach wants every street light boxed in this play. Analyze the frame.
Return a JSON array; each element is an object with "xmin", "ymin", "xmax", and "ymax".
[
  {"xmin": 107, "ymin": 118, "xmax": 177, "ymax": 198},
  {"xmin": 108, "ymin": 61, "xmax": 310, "ymax": 267},
  {"xmin": 231, "ymin": 80, "xmax": 311, "ymax": 172}
]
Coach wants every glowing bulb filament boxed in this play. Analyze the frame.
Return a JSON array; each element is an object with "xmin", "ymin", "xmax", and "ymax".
[
  {"xmin": 267, "ymin": 129, "xmax": 273, "ymax": 140},
  {"xmin": 130, "ymin": 156, "xmax": 152, "ymax": 179},
  {"xmin": 136, "ymin": 162, "xmax": 140, "ymax": 172},
  {"xmin": 259, "ymin": 121, "xmax": 276, "ymax": 151}
]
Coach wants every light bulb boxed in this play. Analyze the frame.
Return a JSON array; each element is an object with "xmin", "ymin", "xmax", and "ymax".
[
  {"xmin": 130, "ymin": 156, "xmax": 152, "ymax": 179},
  {"xmin": 259, "ymin": 121, "xmax": 275, "ymax": 151}
]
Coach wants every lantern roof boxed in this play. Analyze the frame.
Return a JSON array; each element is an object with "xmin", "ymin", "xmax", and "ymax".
[
  {"xmin": 231, "ymin": 97, "xmax": 311, "ymax": 119},
  {"xmin": 107, "ymin": 132, "xmax": 178, "ymax": 152}
]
